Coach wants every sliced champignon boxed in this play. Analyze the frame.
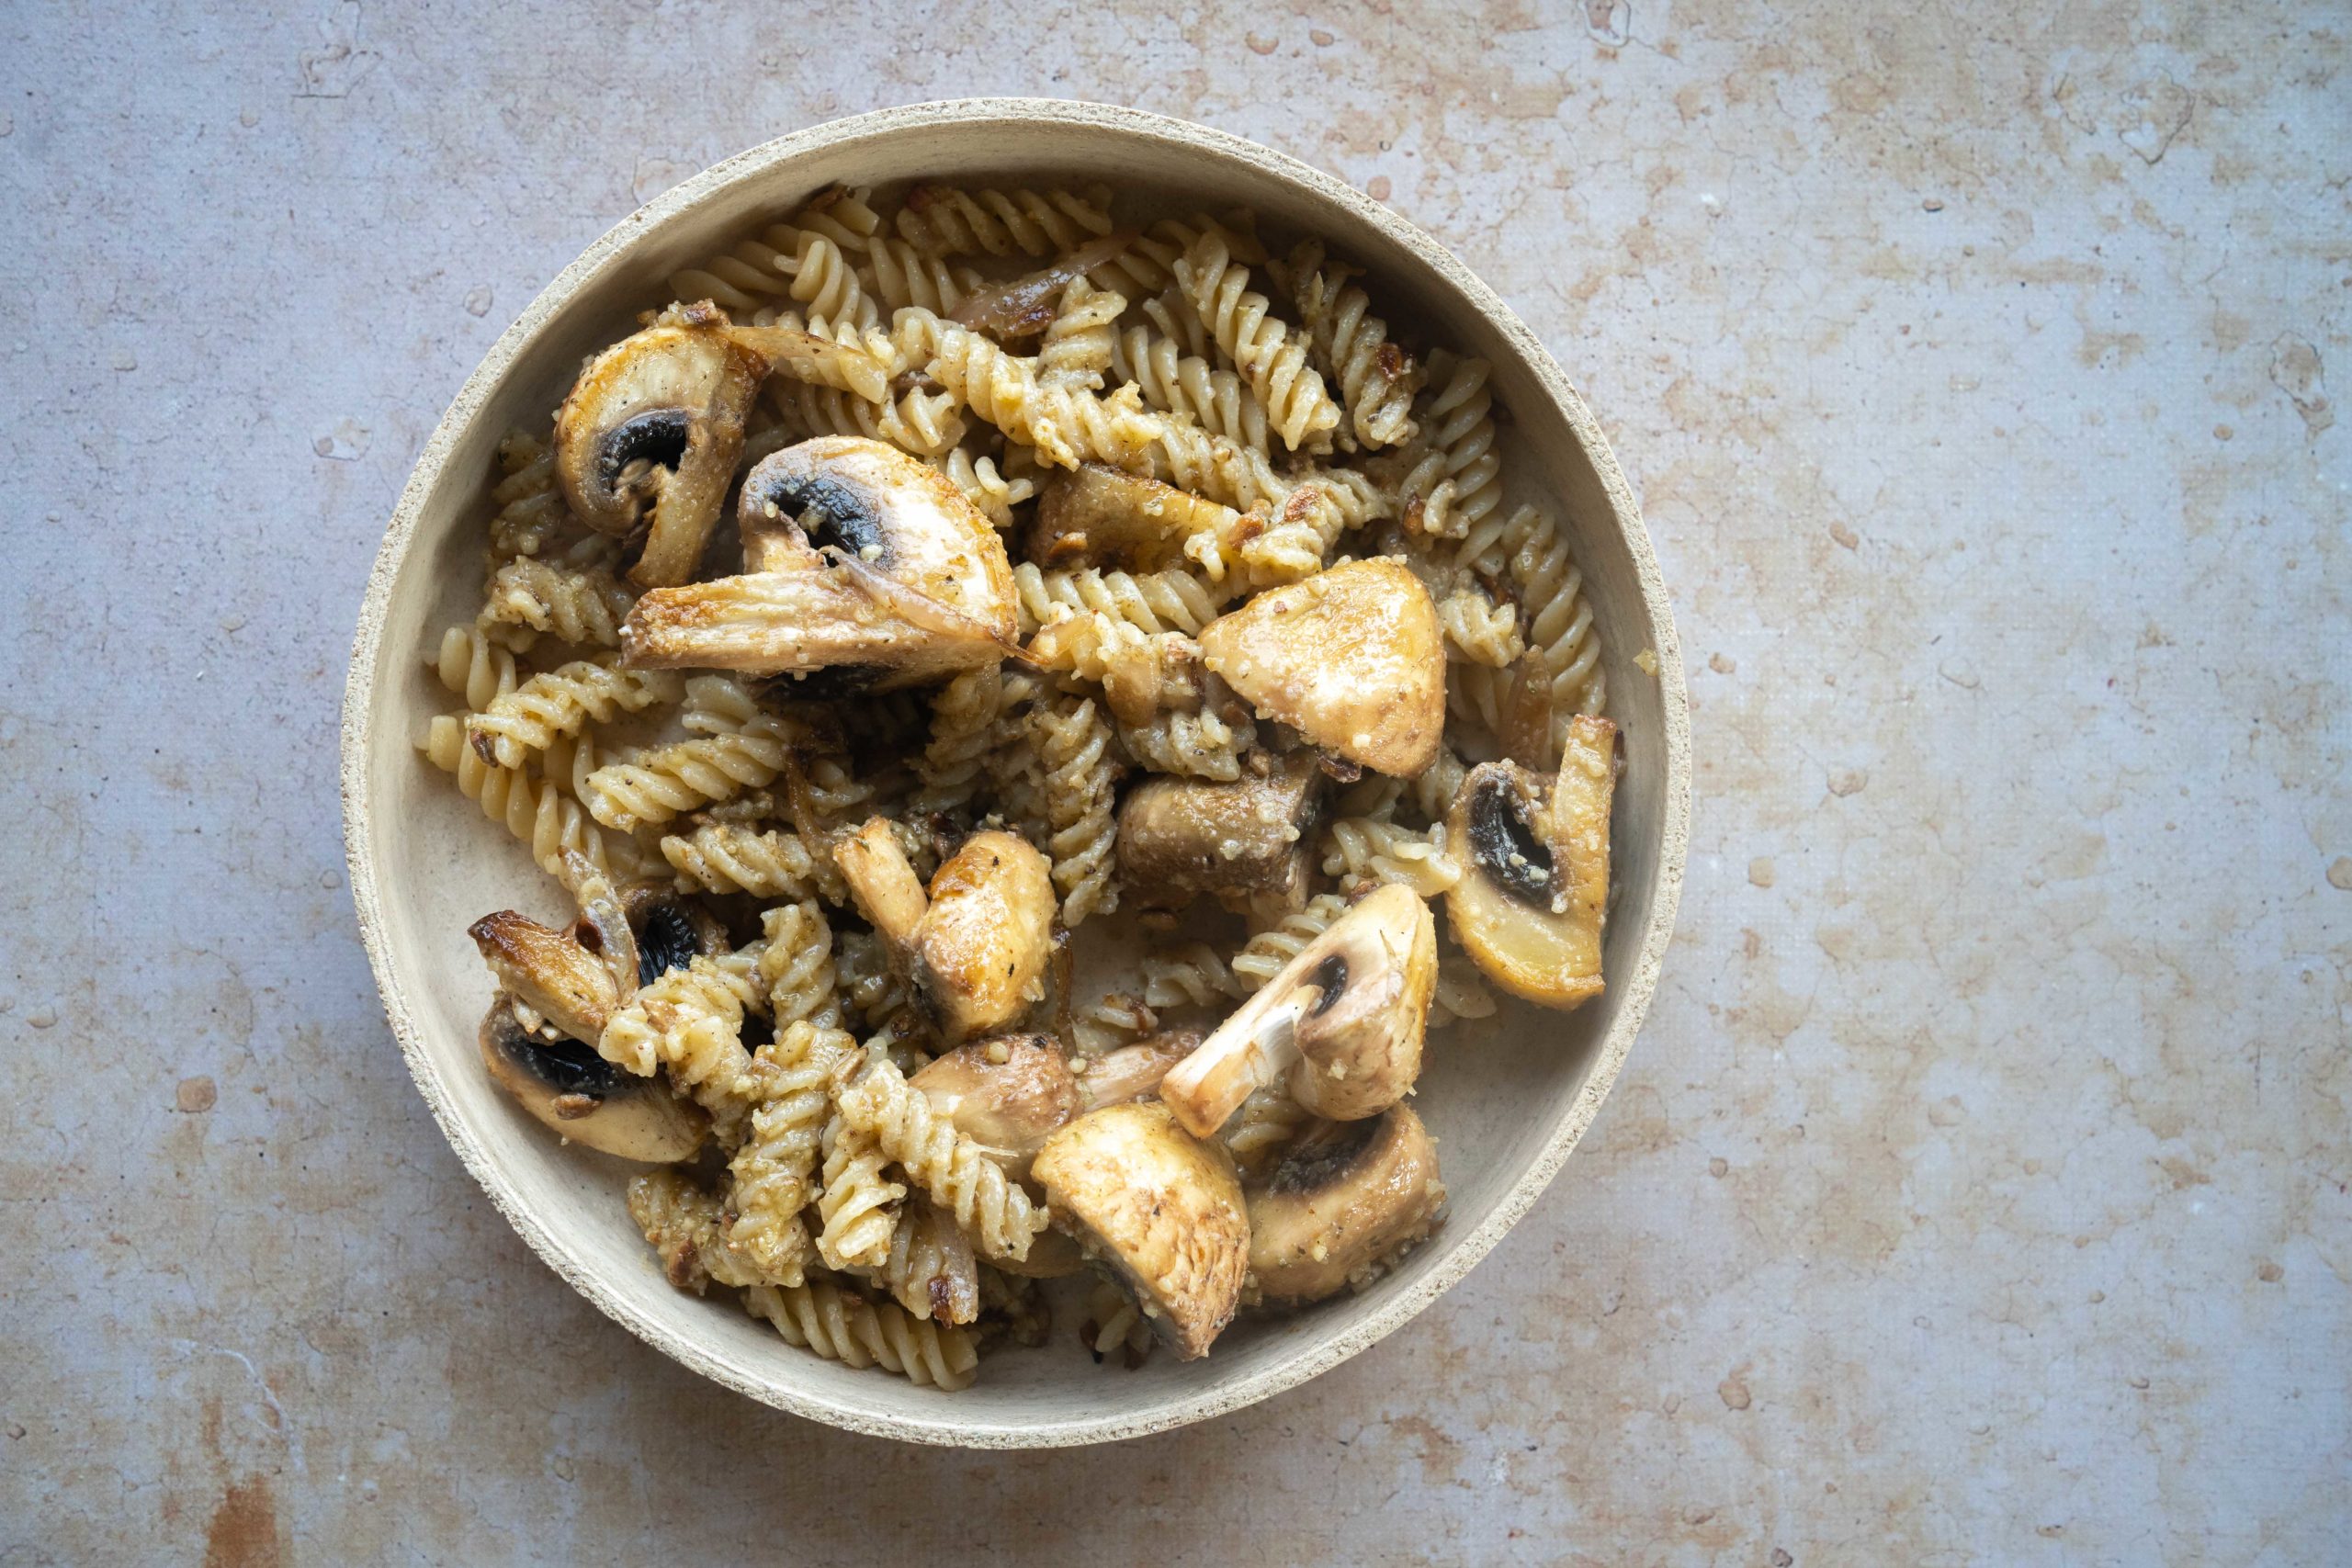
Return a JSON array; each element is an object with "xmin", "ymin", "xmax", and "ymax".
[
  {"xmin": 553, "ymin": 305, "xmax": 763, "ymax": 589},
  {"xmin": 1246, "ymin": 1105, "xmax": 1445, "ymax": 1306},
  {"xmin": 479, "ymin": 997, "xmax": 707, "ymax": 1162},
  {"xmin": 1023, "ymin": 463, "xmax": 1252, "ymax": 574},
  {"xmin": 986, "ymin": 1225, "xmax": 1088, "ymax": 1280},
  {"xmin": 1197, "ymin": 558, "xmax": 1445, "ymax": 777},
  {"xmin": 1114, "ymin": 750, "xmax": 1325, "ymax": 915},
  {"xmin": 617, "ymin": 883, "xmax": 728, "ymax": 987},
  {"xmin": 468, "ymin": 909, "xmax": 624, "ymax": 1045},
  {"xmin": 1158, "ymin": 883, "xmax": 1437, "ymax": 1137},
  {"xmin": 621, "ymin": 438, "xmax": 1018, "ymax": 690},
  {"xmin": 908, "ymin": 1034, "xmax": 1083, "ymax": 1181},
  {"xmin": 1077, "ymin": 1031, "xmax": 1201, "ymax": 1112},
  {"xmin": 833, "ymin": 823, "xmax": 1059, "ymax": 1045},
  {"xmin": 1030, "ymin": 1101, "xmax": 1250, "ymax": 1359},
  {"xmin": 1442, "ymin": 716, "xmax": 1616, "ymax": 1009}
]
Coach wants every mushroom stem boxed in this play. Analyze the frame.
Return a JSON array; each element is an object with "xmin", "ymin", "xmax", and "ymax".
[
  {"xmin": 1158, "ymin": 987, "xmax": 1316, "ymax": 1139},
  {"xmin": 833, "ymin": 818, "xmax": 929, "ymax": 945}
]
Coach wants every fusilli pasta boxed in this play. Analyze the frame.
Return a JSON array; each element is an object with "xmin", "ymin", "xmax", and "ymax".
[
  {"xmin": 743, "ymin": 1277, "xmax": 978, "ymax": 1391},
  {"xmin": 816, "ymin": 1113, "xmax": 904, "ymax": 1271},
  {"xmin": 467, "ymin": 658, "xmax": 680, "ymax": 771},
  {"xmin": 1289, "ymin": 239, "xmax": 1422, "ymax": 449},
  {"xmin": 1032, "ymin": 691, "xmax": 1121, "ymax": 926},
  {"xmin": 1172, "ymin": 231, "xmax": 1340, "ymax": 452},
  {"xmin": 831, "ymin": 1059, "xmax": 1050, "ymax": 1263},
  {"xmin": 724, "ymin": 1020, "xmax": 856, "ymax": 1285}
]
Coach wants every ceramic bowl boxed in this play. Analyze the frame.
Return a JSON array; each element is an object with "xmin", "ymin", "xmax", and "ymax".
[{"xmin": 341, "ymin": 98, "xmax": 1689, "ymax": 1447}]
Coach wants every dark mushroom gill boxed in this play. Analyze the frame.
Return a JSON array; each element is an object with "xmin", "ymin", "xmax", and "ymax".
[
  {"xmin": 1266, "ymin": 1115, "xmax": 1384, "ymax": 1197},
  {"xmin": 491, "ymin": 1017, "xmax": 627, "ymax": 1099},
  {"xmin": 1466, "ymin": 772, "xmax": 1555, "ymax": 905},
  {"xmin": 745, "ymin": 470, "xmax": 891, "ymax": 565},
  {"xmin": 596, "ymin": 409, "xmax": 692, "ymax": 494},
  {"xmin": 634, "ymin": 903, "xmax": 701, "ymax": 987}
]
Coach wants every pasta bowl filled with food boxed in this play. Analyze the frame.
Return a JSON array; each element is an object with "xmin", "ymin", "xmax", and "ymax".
[{"xmin": 343, "ymin": 99, "xmax": 1688, "ymax": 1446}]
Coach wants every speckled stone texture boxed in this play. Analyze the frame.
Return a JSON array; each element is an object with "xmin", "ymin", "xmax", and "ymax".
[{"xmin": 2, "ymin": 2, "xmax": 2345, "ymax": 1562}]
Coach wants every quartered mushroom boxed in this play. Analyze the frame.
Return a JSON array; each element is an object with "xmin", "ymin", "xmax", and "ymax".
[
  {"xmin": 834, "ymin": 820, "xmax": 1058, "ymax": 1045},
  {"xmin": 908, "ymin": 1034, "xmax": 1083, "ymax": 1181},
  {"xmin": 479, "ymin": 997, "xmax": 707, "ymax": 1162},
  {"xmin": 1115, "ymin": 750, "xmax": 1326, "ymax": 917},
  {"xmin": 1030, "ymin": 1100, "xmax": 1250, "ymax": 1360},
  {"xmin": 1023, "ymin": 462, "xmax": 1255, "ymax": 574},
  {"xmin": 1159, "ymin": 882, "xmax": 1437, "ymax": 1138},
  {"xmin": 1246, "ymin": 1104, "xmax": 1445, "ymax": 1306},
  {"xmin": 468, "ymin": 909, "xmax": 626, "ymax": 1045},
  {"xmin": 1076, "ymin": 1032, "xmax": 1201, "ymax": 1112},
  {"xmin": 1197, "ymin": 558, "xmax": 1445, "ymax": 777},
  {"xmin": 1442, "ymin": 715, "xmax": 1617, "ymax": 1009},
  {"xmin": 621, "ymin": 436, "xmax": 1017, "ymax": 690}
]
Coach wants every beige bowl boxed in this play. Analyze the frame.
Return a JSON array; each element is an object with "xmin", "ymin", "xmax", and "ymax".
[{"xmin": 341, "ymin": 99, "xmax": 1690, "ymax": 1447}]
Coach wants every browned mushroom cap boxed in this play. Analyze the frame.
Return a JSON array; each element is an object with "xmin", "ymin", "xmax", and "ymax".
[
  {"xmin": 468, "ymin": 910, "xmax": 624, "ymax": 1045},
  {"xmin": 1197, "ymin": 558, "xmax": 1446, "ymax": 777},
  {"xmin": 833, "ymin": 824, "xmax": 1060, "ymax": 1045},
  {"xmin": 1114, "ymin": 750, "xmax": 1325, "ymax": 915},
  {"xmin": 621, "ymin": 436, "xmax": 1016, "ymax": 689},
  {"xmin": 1023, "ymin": 462, "xmax": 1253, "ymax": 574},
  {"xmin": 553, "ymin": 306, "xmax": 763, "ymax": 589},
  {"xmin": 1159, "ymin": 883, "xmax": 1437, "ymax": 1137},
  {"xmin": 909, "ymin": 1034, "xmax": 1083, "ymax": 1180},
  {"xmin": 1442, "ymin": 716, "xmax": 1616, "ymax": 1009},
  {"xmin": 1030, "ymin": 1101, "xmax": 1250, "ymax": 1359},
  {"xmin": 1076, "ymin": 1032, "xmax": 1200, "ymax": 1112},
  {"xmin": 1246, "ymin": 1105, "xmax": 1444, "ymax": 1306},
  {"xmin": 478, "ymin": 997, "xmax": 707, "ymax": 1162}
]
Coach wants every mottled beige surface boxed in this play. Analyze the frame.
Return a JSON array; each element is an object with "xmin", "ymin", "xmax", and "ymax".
[{"xmin": 3, "ymin": 2, "xmax": 2346, "ymax": 1563}]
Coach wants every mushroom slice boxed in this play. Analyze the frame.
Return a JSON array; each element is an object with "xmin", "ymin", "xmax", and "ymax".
[
  {"xmin": 479, "ymin": 998, "xmax": 707, "ymax": 1162},
  {"xmin": 618, "ymin": 883, "xmax": 729, "ymax": 986},
  {"xmin": 1246, "ymin": 1106, "xmax": 1445, "ymax": 1306},
  {"xmin": 1159, "ymin": 882, "xmax": 1436, "ymax": 1137},
  {"xmin": 1030, "ymin": 1101, "xmax": 1250, "ymax": 1360},
  {"xmin": 737, "ymin": 437, "xmax": 1016, "ymax": 645},
  {"xmin": 1114, "ymin": 751, "xmax": 1325, "ymax": 914},
  {"xmin": 833, "ymin": 824, "xmax": 1059, "ymax": 1046},
  {"xmin": 1023, "ymin": 463, "xmax": 1251, "ymax": 574},
  {"xmin": 985, "ymin": 1226, "xmax": 1088, "ymax": 1280},
  {"xmin": 1198, "ymin": 558, "xmax": 1445, "ymax": 777},
  {"xmin": 1442, "ymin": 717, "xmax": 1616, "ymax": 1009},
  {"xmin": 1077, "ymin": 1032, "xmax": 1200, "ymax": 1112},
  {"xmin": 620, "ymin": 564, "xmax": 1006, "ymax": 689},
  {"xmin": 909, "ymin": 1034, "xmax": 1083, "ymax": 1180},
  {"xmin": 552, "ymin": 306, "xmax": 763, "ymax": 588},
  {"xmin": 468, "ymin": 910, "xmax": 624, "ymax": 1045}
]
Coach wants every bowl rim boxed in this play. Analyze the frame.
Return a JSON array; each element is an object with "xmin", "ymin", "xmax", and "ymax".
[{"xmin": 341, "ymin": 96, "xmax": 1691, "ymax": 1448}]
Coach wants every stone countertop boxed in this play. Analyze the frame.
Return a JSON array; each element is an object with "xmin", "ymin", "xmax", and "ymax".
[{"xmin": 3, "ymin": 3, "xmax": 2345, "ymax": 1562}]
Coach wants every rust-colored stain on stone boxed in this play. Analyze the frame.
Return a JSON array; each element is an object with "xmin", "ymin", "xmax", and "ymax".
[{"xmin": 2, "ymin": 0, "xmax": 2346, "ymax": 1561}]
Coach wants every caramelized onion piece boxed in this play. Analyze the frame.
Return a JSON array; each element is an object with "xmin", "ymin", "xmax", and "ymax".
[{"xmin": 949, "ymin": 232, "xmax": 1137, "ymax": 338}]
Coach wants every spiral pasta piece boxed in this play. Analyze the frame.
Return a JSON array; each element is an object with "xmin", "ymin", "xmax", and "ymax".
[
  {"xmin": 778, "ymin": 231, "xmax": 882, "ymax": 335},
  {"xmin": 628, "ymin": 1170, "xmax": 759, "ymax": 1292},
  {"xmin": 1436, "ymin": 587, "xmax": 1525, "ymax": 669},
  {"xmin": 1430, "ymin": 951, "xmax": 1500, "ymax": 1028},
  {"xmin": 1111, "ymin": 324, "xmax": 1272, "ymax": 451},
  {"xmin": 1406, "ymin": 744, "xmax": 1471, "ymax": 828},
  {"xmin": 832, "ymin": 1060, "xmax": 1050, "ymax": 1263},
  {"xmin": 484, "ymin": 429, "xmax": 573, "ymax": 558},
  {"xmin": 816, "ymin": 1114, "xmax": 904, "ymax": 1271},
  {"xmin": 928, "ymin": 447, "xmax": 1035, "ymax": 529},
  {"xmin": 1037, "ymin": 276, "xmax": 1125, "ymax": 392},
  {"xmin": 659, "ymin": 821, "xmax": 823, "ymax": 899},
  {"xmin": 857, "ymin": 1196, "xmax": 981, "ymax": 1325},
  {"xmin": 898, "ymin": 310, "xmax": 1158, "ymax": 471},
  {"xmin": 1139, "ymin": 943, "xmax": 1243, "ymax": 1010},
  {"xmin": 1171, "ymin": 231, "xmax": 1340, "ymax": 452},
  {"xmin": 742, "ymin": 1277, "xmax": 978, "ymax": 1391},
  {"xmin": 420, "ymin": 716, "xmax": 620, "ymax": 887},
  {"xmin": 428, "ymin": 624, "xmax": 519, "ymax": 712},
  {"xmin": 1033, "ymin": 691, "xmax": 1121, "ymax": 926},
  {"xmin": 1391, "ymin": 350, "xmax": 1501, "ymax": 541},
  {"xmin": 765, "ymin": 373, "xmax": 967, "ymax": 459},
  {"xmin": 1320, "ymin": 818, "xmax": 1463, "ymax": 897},
  {"xmin": 724, "ymin": 1021, "xmax": 857, "ymax": 1285},
  {"xmin": 579, "ymin": 676, "xmax": 800, "ymax": 832},
  {"xmin": 861, "ymin": 235, "xmax": 987, "ymax": 315},
  {"xmin": 1116, "ymin": 706, "xmax": 1255, "ymax": 782},
  {"xmin": 466, "ymin": 659, "xmax": 680, "ymax": 771},
  {"xmin": 893, "ymin": 183, "xmax": 1115, "ymax": 258},
  {"xmin": 1011, "ymin": 564, "xmax": 1219, "ymax": 637},
  {"xmin": 1289, "ymin": 239, "xmax": 1423, "ymax": 449},
  {"xmin": 481, "ymin": 557, "xmax": 639, "ymax": 649},
  {"xmin": 597, "ymin": 958, "xmax": 759, "ymax": 1143},
  {"xmin": 756, "ymin": 901, "xmax": 841, "ymax": 1028},
  {"xmin": 1220, "ymin": 1087, "xmax": 1310, "ymax": 1182},
  {"xmin": 667, "ymin": 227, "xmax": 797, "ymax": 316},
  {"xmin": 911, "ymin": 665, "xmax": 1002, "ymax": 818}
]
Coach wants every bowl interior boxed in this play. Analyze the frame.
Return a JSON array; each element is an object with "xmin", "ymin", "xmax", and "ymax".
[{"xmin": 346, "ymin": 101, "xmax": 1686, "ymax": 1445}]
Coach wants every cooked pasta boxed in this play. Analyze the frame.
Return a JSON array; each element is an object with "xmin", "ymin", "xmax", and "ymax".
[
  {"xmin": 743, "ymin": 1277, "xmax": 978, "ymax": 1391},
  {"xmin": 1171, "ymin": 231, "xmax": 1341, "ymax": 451},
  {"xmin": 831, "ymin": 1059, "xmax": 1050, "ymax": 1263},
  {"xmin": 1289, "ymin": 239, "xmax": 1423, "ymax": 449},
  {"xmin": 435, "ymin": 175, "xmax": 1626, "ymax": 1385},
  {"xmin": 480, "ymin": 556, "xmax": 636, "ymax": 649},
  {"xmin": 467, "ymin": 658, "xmax": 680, "ymax": 771},
  {"xmin": 815, "ymin": 1113, "xmax": 906, "ymax": 1271},
  {"xmin": 723, "ymin": 1021, "xmax": 856, "ymax": 1285},
  {"xmin": 1032, "ymin": 691, "xmax": 1121, "ymax": 926}
]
